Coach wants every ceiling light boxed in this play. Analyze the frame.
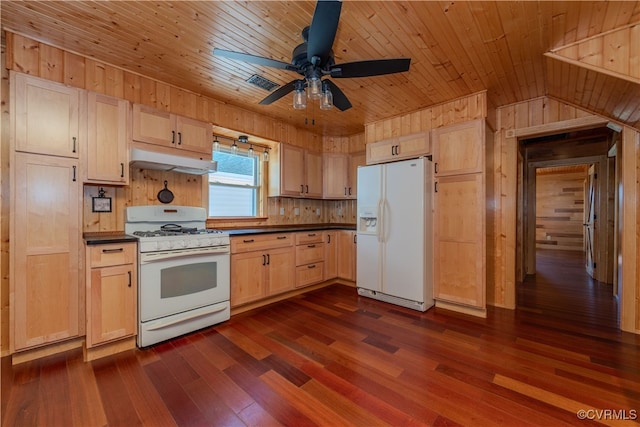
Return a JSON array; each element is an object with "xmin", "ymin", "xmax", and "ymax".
[
  {"xmin": 248, "ymin": 145, "xmax": 254, "ymax": 157},
  {"xmin": 293, "ymin": 80, "xmax": 307, "ymax": 109},
  {"xmin": 238, "ymin": 135, "xmax": 249, "ymax": 144},
  {"xmin": 307, "ymin": 75, "xmax": 322, "ymax": 100},
  {"xmin": 231, "ymin": 140, "xmax": 239, "ymax": 155},
  {"xmin": 263, "ymin": 148, "xmax": 270, "ymax": 162},
  {"xmin": 320, "ymin": 80, "xmax": 333, "ymax": 110},
  {"xmin": 212, "ymin": 136, "xmax": 220, "ymax": 152}
]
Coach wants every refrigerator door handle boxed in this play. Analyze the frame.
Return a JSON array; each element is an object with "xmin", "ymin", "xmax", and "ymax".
[{"xmin": 377, "ymin": 199, "xmax": 384, "ymax": 243}]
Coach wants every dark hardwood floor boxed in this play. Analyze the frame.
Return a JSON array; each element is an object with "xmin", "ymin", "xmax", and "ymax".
[{"xmin": 3, "ymin": 254, "xmax": 640, "ymax": 426}]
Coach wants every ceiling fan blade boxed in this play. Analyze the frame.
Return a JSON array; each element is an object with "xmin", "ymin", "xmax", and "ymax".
[
  {"xmin": 259, "ymin": 80, "xmax": 298, "ymax": 105},
  {"xmin": 324, "ymin": 80, "xmax": 352, "ymax": 111},
  {"xmin": 330, "ymin": 58, "xmax": 411, "ymax": 78},
  {"xmin": 213, "ymin": 48, "xmax": 297, "ymax": 72},
  {"xmin": 307, "ymin": 0, "xmax": 342, "ymax": 66}
]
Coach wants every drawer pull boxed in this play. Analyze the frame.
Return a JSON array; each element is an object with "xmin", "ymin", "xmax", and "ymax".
[
  {"xmin": 307, "ymin": 244, "xmax": 316, "ymax": 248},
  {"xmin": 102, "ymin": 248, "xmax": 124, "ymax": 253},
  {"xmin": 243, "ymin": 239, "xmax": 255, "ymax": 243},
  {"xmin": 128, "ymin": 271, "xmax": 132, "ymax": 287},
  {"xmin": 277, "ymin": 236, "xmax": 287, "ymax": 240},
  {"xmin": 307, "ymin": 264, "xmax": 316, "ymax": 269},
  {"xmin": 307, "ymin": 233, "xmax": 316, "ymax": 237}
]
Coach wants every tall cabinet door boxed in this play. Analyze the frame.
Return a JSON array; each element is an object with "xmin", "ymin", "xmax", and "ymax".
[
  {"xmin": 13, "ymin": 73, "xmax": 80, "ymax": 158},
  {"xmin": 12, "ymin": 153, "xmax": 81, "ymax": 350},
  {"xmin": 433, "ymin": 170, "xmax": 485, "ymax": 309}
]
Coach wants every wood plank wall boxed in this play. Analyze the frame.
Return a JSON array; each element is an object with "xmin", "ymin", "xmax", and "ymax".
[
  {"xmin": 1, "ymin": 34, "xmax": 11, "ymax": 355},
  {"xmin": 535, "ymin": 167, "xmax": 587, "ymax": 251},
  {"xmin": 495, "ymin": 96, "xmax": 640, "ymax": 333},
  {"xmin": 3, "ymin": 31, "xmax": 365, "ymax": 234}
]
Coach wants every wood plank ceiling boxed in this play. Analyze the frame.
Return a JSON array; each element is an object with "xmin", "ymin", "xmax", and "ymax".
[{"xmin": 2, "ymin": 1, "xmax": 640, "ymax": 136}]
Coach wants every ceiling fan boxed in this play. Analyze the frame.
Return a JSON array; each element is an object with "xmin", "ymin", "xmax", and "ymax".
[{"xmin": 213, "ymin": 0, "xmax": 411, "ymax": 111}]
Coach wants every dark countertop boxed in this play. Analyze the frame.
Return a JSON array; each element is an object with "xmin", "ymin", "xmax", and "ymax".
[
  {"xmin": 84, "ymin": 232, "xmax": 138, "ymax": 245},
  {"xmin": 223, "ymin": 224, "xmax": 356, "ymax": 236}
]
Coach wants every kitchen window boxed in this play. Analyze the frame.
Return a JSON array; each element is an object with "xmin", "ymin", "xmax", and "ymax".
[{"xmin": 208, "ymin": 148, "xmax": 264, "ymax": 217}]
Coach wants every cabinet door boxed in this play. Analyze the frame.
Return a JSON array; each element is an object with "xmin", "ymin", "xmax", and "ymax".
[
  {"xmin": 85, "ymin": 92, "xmax": 129, "ymax": 184},
  {"xmin": 267, "ymin": 246, "xmax": 296, "ymax": 296},
  {"xmin": 305, "ymin": 151, "xmax": 324, "ymax": 198},
  {"xmin": 337, "ymin": 231, "xmax": 356, "ymax": 281},
  {"xmin": 433, "ymin": 173, "xmax": 485, "ymax": 308},
  {"xmin": 175, "ymin": 115, "xmax": 213, "ymax": 155},
  {"xmin": 132, "ymin": 103, "xmax": 175, "ymax": 147},
  {"xmin": 12, "ymin": 153, "xmax": 80, "ymax": 350},
  {"xmin": 230, "ymin": 251, "xmax": 267, "ymax": 307},
  {"xmin": 13, "ymin": 73, "xmax": 80, "ymax": 158},
  {"xmin": 323, "ymin": 153, "xmax": 349, "ymax": 198},
  {"xmin": 348, "ymin": 152, "xmax": 366, "ymax": 199},
  {"xmin": 280, "ymin": 144, "xmax": 305, "ymax": 196},
  {"xmin": 324, "ymin": 231, "xmax": 338, "ymax": 280},
  {"xmin": 366, "ymin": 138, "xmax": 396, "ymax": 164},
  {"xmin": 432, "ymin": 119, "xmax": 484, "ymax": 176},
  {"xmin": 87, "ymin": 264, "xmax": 136, "ymax": 347}
]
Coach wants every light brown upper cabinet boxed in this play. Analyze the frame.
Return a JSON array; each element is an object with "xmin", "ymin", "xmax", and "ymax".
[
  {"xmin": 132, "ymin": 104, "xmax": 212, "ymax": 156},
  {"xmin": 323, "ymin": 152, "xmax": 365, "ymax": 199},
  {"xmin": 269, "ymin": 143, "xmax": 323, "ymax": 198},
  {"xmin": 85, "ymin": 92, "xmax": 130, "ymax": 185},
  {"xmin": 432, "ymin": 119, "xmax": 484, "ymax": 176},
  {"xmin": 13, "ymin": 72, "xmax": 81, "ymax": 158},
  {"xmin": 366, "ymin": 132, "xmax": 430, "ymax": 165}
]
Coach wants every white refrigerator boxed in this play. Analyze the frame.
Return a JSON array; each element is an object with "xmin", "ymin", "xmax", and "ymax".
[{"xmin": 356, "ymin": 157, "xmax": 434, "ymax": 311}]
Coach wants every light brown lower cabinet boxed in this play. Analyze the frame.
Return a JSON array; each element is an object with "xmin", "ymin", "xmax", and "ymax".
[
  {"xmin": 85, "ymin": 242, "xmax": 137, "ymax": 348},
  {"xmin": 337, "ymin": 230, "xmax": 357, "ymax": 281},
  {"xmin": 324, "ymin": 231, "xmax": 339, "ymax": 280},
  {"xmin": 230, "ymin": 234, "xmax": 295, "ymax": 307},
  {"xmin": 295, "ymin": 232, "xmax": 324, "ymax": 288}
]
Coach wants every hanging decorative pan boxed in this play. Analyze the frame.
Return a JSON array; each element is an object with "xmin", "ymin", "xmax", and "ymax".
[{"xmin": 157, "ymin": 180, "xmax": 174, "ymax": 204}]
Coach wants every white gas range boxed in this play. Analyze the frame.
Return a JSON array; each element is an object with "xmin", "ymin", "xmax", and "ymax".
[{"xmin": 125, "ymin": 206, "xmax": 230, "ymax": 347}]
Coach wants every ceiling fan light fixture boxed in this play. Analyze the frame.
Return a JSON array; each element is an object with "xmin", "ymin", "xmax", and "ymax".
[
  {"xmin": 320, "ymin": 80, "xmax": 333, "ymax": 110},
  {"xmin": 293, "ymin": 80, "xmax": 307, "ymax": 109},
  {"xmin": 307, "ymin": 75, "xmax": 322, "ymax": 100}
]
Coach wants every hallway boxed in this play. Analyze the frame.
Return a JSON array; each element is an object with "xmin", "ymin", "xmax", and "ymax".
[{"xmin": 517, "ymin": 249, "xmax": 619, "ymax": 336}]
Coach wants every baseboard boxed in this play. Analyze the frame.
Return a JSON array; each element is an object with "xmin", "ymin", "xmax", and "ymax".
[
  {"xmin": 435, "ymin": 300, "xmax": 487, "ymax": 318},
  {"xmin": 84, "ymin": 336, "xmax": 136, "ymax": 362},
  {"xmin": 11, "ymin": 337, "xmax": 85, "ymax": 365}
]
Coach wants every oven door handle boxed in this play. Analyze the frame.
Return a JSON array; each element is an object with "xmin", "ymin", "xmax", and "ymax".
[
  {"xmin": 140, "ymin": 246, "xmax": 229, "ymax": 264},
  {"xmin": 145, "ymin": 303, "xmax": 228, "ymax": 331}
]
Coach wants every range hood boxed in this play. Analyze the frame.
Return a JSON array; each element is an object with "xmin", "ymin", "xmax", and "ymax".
[{"xmin": 130, "ymin": 148, "xmax": 216, "ymax": 175}]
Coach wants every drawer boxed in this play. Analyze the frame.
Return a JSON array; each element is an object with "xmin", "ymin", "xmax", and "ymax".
[
  {"xmin": 231, "ymin": 233, "xmax": 292, "ymax": 254},
  {"xmin": 295, "ymin": 231, "xmax": 324, "ymax": 245},
  {"xmin": 296, "ymin": 243, "xmax": 324, "ymax": 266},
  {"xmin": 296, "ymin": 262, "xmax": 324, "ymax": 288},
  {"xmin": 89, "ymin": 243, "xmax": 137, "ymax": 268}
]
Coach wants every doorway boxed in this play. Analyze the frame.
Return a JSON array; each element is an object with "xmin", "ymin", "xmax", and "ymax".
[{"xmin": 516, "ymin": 127, "xmax": 619, "ymax": 329}]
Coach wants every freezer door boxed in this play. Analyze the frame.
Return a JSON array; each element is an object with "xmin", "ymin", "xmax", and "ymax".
[
  {"xmin": 383, "ymin": 158, "xmax": 427, "ymax": 302},
  {"xmin": 356, "ymin": 234, "xmax": 382, "ymax": 292}
]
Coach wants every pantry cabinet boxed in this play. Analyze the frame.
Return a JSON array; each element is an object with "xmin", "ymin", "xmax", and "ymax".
[
  {"xmin": 230, "ymin": 234, "xmax": 295, "ymax": 306},
  {"xmin": 85, "ymin": 92, "xmax": 130, "ymax": 184},
  {"xmin": 366, "ymin": 132, "xmax": 430, "ymax": 165},
  {"xmin": 432, "ymin": 119, "xmax": 488, "ymax": 314},
  {"xmin": 85, "ymin": 242, "xmax": 137, "ymax": 348},
  {"xmin": 270, "ymin": 144, "xmax": 323, "ymax": 198},
  {"xmin": 132, "ymin": 103, "xmax": 212, "ymax": 156},
  {"xmin": 12, "ymin": 72, "xmax": 81, "ymax": 158},
  {"xmin": 11, "ymin": 152, "xmax": 81, "ymax": 351}
]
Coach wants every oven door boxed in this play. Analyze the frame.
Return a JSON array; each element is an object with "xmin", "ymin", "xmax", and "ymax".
[{"xmin": 139, "ymin": 246, "xmax": 230, "ymax": 322}]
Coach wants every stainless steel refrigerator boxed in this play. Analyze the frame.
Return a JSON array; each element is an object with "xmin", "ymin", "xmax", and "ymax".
[{"xmin": 356, "ymin": 157, "xmax": 434, "ymax": 311}]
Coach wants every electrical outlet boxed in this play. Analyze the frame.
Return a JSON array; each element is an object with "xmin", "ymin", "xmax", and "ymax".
[
  {"xmin": 316, "ymin": 208, "xmax": 321, "ymax": 216},
  {"xmin": 279, "ymin": 207, "xmax": 284, "ymax": 215},
  {"xmin": 294, "ymin": 207, "xmax": 300, "ymax": 215}
]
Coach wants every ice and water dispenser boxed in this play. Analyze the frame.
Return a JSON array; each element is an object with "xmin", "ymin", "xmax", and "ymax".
[{"xmin": 358, "ymin": 207, "xmax": 378, "ymax": 234}]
